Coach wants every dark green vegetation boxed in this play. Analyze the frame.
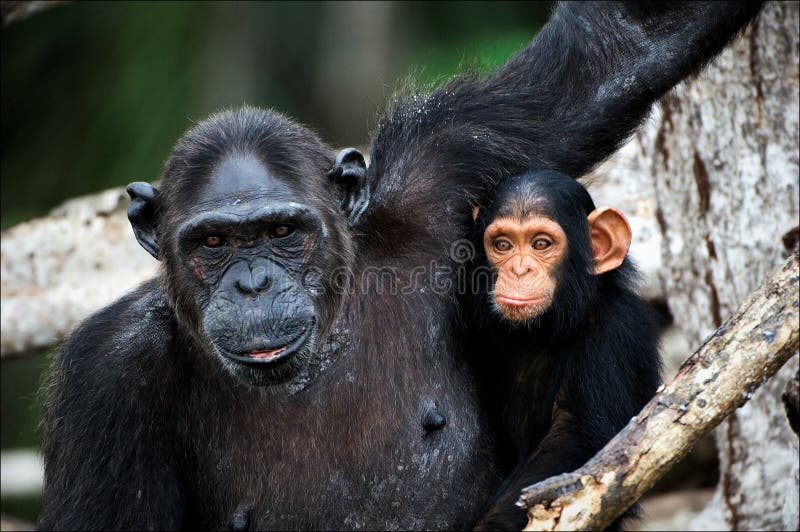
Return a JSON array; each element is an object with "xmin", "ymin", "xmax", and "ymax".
[{"xmin": 1, "ymin": 1, "xmax": 551, "ymax": 228}]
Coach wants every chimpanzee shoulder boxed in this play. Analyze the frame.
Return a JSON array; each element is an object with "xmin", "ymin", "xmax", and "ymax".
[
  {"xmin": 55, "ymin": 279, "xmax": 175, "ymax": 375},
  {"xmin": 40, "ymin": 278, "xmax": 187, "ymax": 530}
]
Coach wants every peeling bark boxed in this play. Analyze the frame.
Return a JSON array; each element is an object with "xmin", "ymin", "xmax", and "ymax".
[{"xmin": 624, "ymin": 3, "xmax": 799, "ymax": 529}]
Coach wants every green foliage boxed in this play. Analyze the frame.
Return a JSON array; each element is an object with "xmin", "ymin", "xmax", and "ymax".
[
  {"xmin": 412, "ymin": 30, "xmax": 536, "ymax": 86},
  {"xmin": 0, "ymin": 353, "xmax": 49, "ymax": 523},
  {"xmin": 0, "ymin": 353, "xmax": 49, "ymax": 449},
  {"xmin": 2, "ymin": 3, "xmax": 209, "ymax": 227}
]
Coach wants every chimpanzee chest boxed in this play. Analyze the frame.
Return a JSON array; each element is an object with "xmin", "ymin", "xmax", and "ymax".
[{"xmin": 181, "ymin": 341, "xmax": 503, "ymax": 529}]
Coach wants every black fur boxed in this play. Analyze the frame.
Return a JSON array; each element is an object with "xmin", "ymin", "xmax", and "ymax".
[
  {"xmin": 40, "ymin": 2, "xmax": 761, "ymax": 529},
  {"xmin": 41, "ymin": 108, "xmax": 504, "ymax": 530},
  {"xmin": 468, "ymin": 171, "xmax": 662, "ymax": 530},
  {"xmin": 469, "ymin": 171, "xmax": 661, "ymax": 530}
]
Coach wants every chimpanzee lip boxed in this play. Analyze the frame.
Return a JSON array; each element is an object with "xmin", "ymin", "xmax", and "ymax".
[
  {"xmin": 220, "ymin": 324, "xmax": 314, "ymax": 368},
  {"xmin": 495, "ymin": 294, "xmax": 544, "ymax": 306}
]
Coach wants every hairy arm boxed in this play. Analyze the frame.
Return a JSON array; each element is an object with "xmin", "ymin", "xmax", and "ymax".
[
  {"xmin": 364, "ymin": 1, "xmax": 763, "ymax": 234},
  {"xmin": 475, "ymin": 411, "xmax": 607, "ymax": 531},
  {"xmin": 39, "ymin": 282, "xmax": 186, "ymax": 530},
  {"xmin": 478, "ymin": 291, "xmax": 663, "ymax": 530},
  {"xmin": 484, "ymin": 0, "xmax": 764, "ymax": 176}
]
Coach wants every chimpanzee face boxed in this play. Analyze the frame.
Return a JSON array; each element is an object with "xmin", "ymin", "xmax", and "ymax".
[
  {"xmin": 126, "ymin": 109, "xmax": 369, "ymax": 387},
  {"xmin": 128, "ymin": 143, "xmax": 363, "ymax": 386},
  {"xmin": 477, "ymin": 170, "xmax": 632, "ymax": 327},
  {"xmin": 163, "ymin": 153, "xmax": 336, "ymax": 385},
  {"xmin": 170, "ymin": 154, "xmax": 325, "ymax": 384},
  {"xmin": 483, "ymin": 213, "xmax": 568, "ymax": 322}
]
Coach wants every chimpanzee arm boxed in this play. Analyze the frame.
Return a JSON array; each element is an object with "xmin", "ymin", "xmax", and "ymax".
[
  {"xmin": 481, "ymin": 0, "xmax": 765, "ymax": 177},
  {"xmin": 477, "ymin": 291, "xmax": 662, "ymax": 530},
  {"xmin": 474, "ymin": 409, "xmax": 619, "ymax": 531},
  {"xmin": 364, "ymin": 2, "xmax": 762, "ymax": 231},
  {"xmin": 39, "ymin": 282, "xmax": 186, "ymax": 530}
]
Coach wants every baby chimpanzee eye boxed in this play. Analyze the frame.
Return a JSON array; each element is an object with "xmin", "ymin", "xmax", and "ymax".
[
  {"xmin": 494, "ymin": 239, "xmax": 513, "ymax": 252},
  {"xmin": 532, "ymin": 239, "xmax": 551, "ymax": 250}
]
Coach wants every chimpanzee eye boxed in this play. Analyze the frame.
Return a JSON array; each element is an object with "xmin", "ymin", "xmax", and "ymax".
[
  {"xmin": 493, "ymin": 239, "xmax": 513, "ymax": 252},
  {"xmin": 204, "ymin": 235, "xmax": 224, "ymax": 248},
  {"xmin": 532, "ymin": 238, "xmax": 551, "ymax": 250},
  {"xmin": 270, "ymin": 225, "xmax": 294, "ymax": 238}
]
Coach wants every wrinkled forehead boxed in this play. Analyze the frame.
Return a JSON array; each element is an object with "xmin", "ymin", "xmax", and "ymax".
[
  {"xmin": 195, "ymin": 152, "xmax": 297, "ymax": 208},
  {"xmin": 489, "ymin": 171, "xmax": 595, "ymax": 225}
]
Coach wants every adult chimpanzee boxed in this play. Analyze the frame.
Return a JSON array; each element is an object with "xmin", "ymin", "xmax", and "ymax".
[
  {"xmin": 40, "ymin": 2, "xmax": 761, "ymax": 530},
  {"xmin": 466, "ymin": 170, "xmax": 661, "ymax": 530}
]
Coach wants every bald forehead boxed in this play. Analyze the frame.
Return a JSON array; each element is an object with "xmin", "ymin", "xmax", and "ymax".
[{"xmin": 199, "ymin": 152, "xmax": 296, "ymax": 205}]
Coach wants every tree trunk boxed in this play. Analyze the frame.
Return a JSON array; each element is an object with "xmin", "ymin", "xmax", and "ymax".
[{"xmin": 634, "ymin": 3, "xmax": 799, "ymax": 529}]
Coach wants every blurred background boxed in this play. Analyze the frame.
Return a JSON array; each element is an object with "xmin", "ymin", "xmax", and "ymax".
[
  {"xmin": 2, "ymin": 1, "xmax": 554, "ymax": 227},
  {"xmin": 1, "ymin": 1, "xmax": 554, "ymax": 524}
]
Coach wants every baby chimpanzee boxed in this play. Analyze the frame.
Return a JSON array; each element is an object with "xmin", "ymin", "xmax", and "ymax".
[{"xmin": 468, "ymin": 169, "xmax": 662, "ymax": 530}]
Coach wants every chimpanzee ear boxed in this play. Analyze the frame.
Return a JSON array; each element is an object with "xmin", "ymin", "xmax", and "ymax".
[
  {"xmin": 587, "ymin": 206, "xmax": 631, "ymax": 275},
  {"xmin": 327, "ymin": 148, "xmax": 369, "ymax": 226},
  {"xmin": 126, "ymin": 181, "xmax": 161, "ymax": 261}
]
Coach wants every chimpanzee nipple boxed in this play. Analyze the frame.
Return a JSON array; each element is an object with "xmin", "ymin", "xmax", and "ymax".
[{"xmin": 422, "ymin": 408, "xmax": 447, "ymax": 432}]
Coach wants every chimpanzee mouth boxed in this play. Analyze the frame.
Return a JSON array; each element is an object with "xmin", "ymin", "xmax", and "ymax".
[
  {"xmin": 220, "ymin": 324, "xmax": 314, "ymax": 368},
  {"xmin": 495, "ymin": 295, "xmax": 546, "ymax": 307}
]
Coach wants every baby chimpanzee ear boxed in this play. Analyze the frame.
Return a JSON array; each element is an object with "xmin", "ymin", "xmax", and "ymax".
[
  {"xmin": 327, "ymin": 148, "xmax": 369, "ymax": 226},
  {"xmin": 587, "ymin": 206, "xmax": 631, "ymax": 274},
  {"xmin": 126, "ymin": 181, "xmax": 161, "ymax": 261}
]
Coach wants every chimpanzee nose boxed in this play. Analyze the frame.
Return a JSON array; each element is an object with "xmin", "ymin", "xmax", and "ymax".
[
  {"xmin": 511, "ymin": 255, "xmax": 532, "ymax": 276},
  {"xmin": 236, "ymin": 263, "xmax": 271, "ymax": 295}
]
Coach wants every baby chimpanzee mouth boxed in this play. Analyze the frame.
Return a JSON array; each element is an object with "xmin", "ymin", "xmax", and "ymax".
[{"xmin": 220, "ymin": 325, "xmax": 314, "ymax": 368}]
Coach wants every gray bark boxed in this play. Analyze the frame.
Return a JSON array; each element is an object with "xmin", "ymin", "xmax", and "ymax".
[
  {"xmin": 633, "ymin": 3, "xmax": 799, "ymax": 530},
  {"xmin": 0, "ymin": 188, "xmax": 158, "ymax": 357}
]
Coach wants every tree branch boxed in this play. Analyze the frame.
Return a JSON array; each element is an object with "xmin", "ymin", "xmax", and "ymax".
[
  {"xmin": 518, "ymin": 253, "xmax": 800, "ymax": 531},
  {"xmin": 0, "ymin": 187, "xmax": 158, "ymax": 358}
]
